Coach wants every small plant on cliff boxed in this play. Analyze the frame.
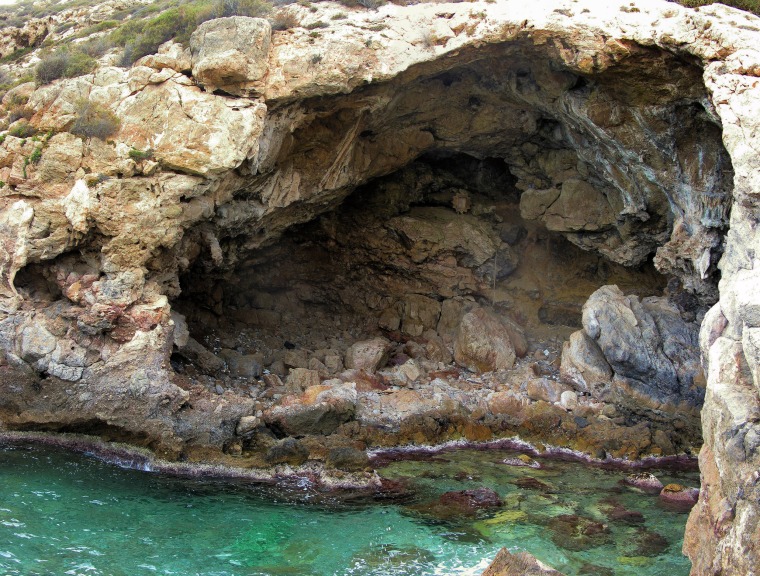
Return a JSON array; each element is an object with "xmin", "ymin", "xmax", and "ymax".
[
  {"xmin": 128, "ymin": 147, "xmax": 154, "ymax": 162},
  {"xmin": 70, "ymin": 99, "xmax": 120, "ymax": 141},
  {"xmin": 111, "ymin": 0, "xmax": 273, "ymax": 66},
  {"xmin": 9, "ymin": 121, "xmax": 36, "ymax": 138},
  {"xmin": 29, "ymin": 145, "xmax": 43, "ymax": 164},
  {"xmin": 35, "ymin": 48, "xmax": 97, "ymax": 85},
  {"xmin": 671, "ymin": 0, "xmax": 760, "ymax": 15}
]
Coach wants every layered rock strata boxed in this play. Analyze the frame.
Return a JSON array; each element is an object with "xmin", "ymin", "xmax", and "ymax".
[{"xmin": 0, "ymin": 0, "xmax": 759, "ymax": 572}]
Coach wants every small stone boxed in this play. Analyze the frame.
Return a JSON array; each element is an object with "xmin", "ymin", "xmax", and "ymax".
[
  {"xmin": 214, "ymin": 384, "xmax": 224, "ymax": 395},
  {"xmin": 236, "ymin": 415, "xmax": 261, "ymax": 435},
  {"xmin": 560, "ymin": 390, "xmax": 578, "ymax": 410}
]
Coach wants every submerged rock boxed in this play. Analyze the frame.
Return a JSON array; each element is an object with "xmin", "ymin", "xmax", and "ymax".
[
  {"xmin": 659, "ymin": 483, "xmax": 700, "ymax": 511},
  {"xmin": 481, "ymin": 547, "xmax": 565, "ymax": 576},
  {"xmin": 622, "ymin": 472, "xmax": 664, "ymax": 493},
  {"xmin": 548, "ymin": 514, "xmax": 611, "ymax": 552}
]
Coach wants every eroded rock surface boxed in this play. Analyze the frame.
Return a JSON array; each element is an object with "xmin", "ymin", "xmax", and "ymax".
[{"xmin": 0, "ymin": 1, "xmax": 759, "ymax": 572}]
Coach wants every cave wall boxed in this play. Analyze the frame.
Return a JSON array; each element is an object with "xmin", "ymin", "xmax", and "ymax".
[{"xmin": 0, "ymin": 1, "xmax": 759, "ymax": 572}]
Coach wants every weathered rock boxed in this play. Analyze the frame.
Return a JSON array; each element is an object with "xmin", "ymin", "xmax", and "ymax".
[
  {"xmin": 454, "ymin": 308, "xmax": 516, "ymax": 372},
  {"xmin": 622, "ymin": 472, "xmax": 664, "ymax": 494},
  {"xmin": 325, "ymin": 446, "xmax": 370, "ymax": 471},
  {"xmin": 1, "ymin": 2, "xmax": 759, "ymax": 569},
  {"xmin": 580, "ymin": 286, "xmax": 703, "ymax": 412},
  {"xmin": 189, "ymin": 17, "xmax": 271, "ymax": 96},
  {"xmin": 344, "ymin": 338, "xmax": 392, "ymax": 373},
  {"xmin": 284, "ymin": 367, "xmax": 320, "ymax": 393},
  {"xmin": 660, "ymin": 483, "xmax": 700, "ymax": 511},
  {"xmin": 543, "ymin": 179, "xmax": 616, "ymax": 232},
  {"xmin": 481, "ymin": 548, "xmax": 564, "ymax": 576},
  {"xmin": 264, "ymin": 437, "xmax": 308, "ymax": 466},
  {"xmin": 560, "ymin": 331, "xmax": 613, "ymax": 395}
]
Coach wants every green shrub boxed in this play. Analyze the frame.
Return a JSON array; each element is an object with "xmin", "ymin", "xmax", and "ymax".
[
  {"xmin": 270, "ymin": 11, "xmax": 301, "ymax": 30},
  {"xmin": 30, "ymin": 146, "xmax": 43, "ymax": 164},
  {"xmin": 70, "ymin": 99, "xmax": 120, "ymax": 140},
  {"xmin": 128, "ymin": 147, "xmax": 154, "ymax": 161},
  {"xmin": 8, "ymin": 104, "xmax": 32, "ymax": 123},
  {"xmin": 9, "ymin": 121, "xmax": 36, "ymax": 138},
  {"xmin": 35, "ymin": 48, "xmax": 97, "ymax": 84},
  {"xmin": 70, "ymin": 19, "xmax": 119, "ymax": 40},
  {"xmin": 111, "ymin": 0, "xmax": 273, "ymax": 66},
  {"xmin": 306, "ymin": 20, "xmax": 328, "ymax": 29}
]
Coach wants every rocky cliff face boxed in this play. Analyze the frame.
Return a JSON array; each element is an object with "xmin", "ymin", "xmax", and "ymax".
[{"xmin": 0, "ymin": 0, "xmax": 758, "ymax": 573}]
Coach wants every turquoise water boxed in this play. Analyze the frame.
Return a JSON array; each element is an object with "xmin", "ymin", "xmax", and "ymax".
[{"xmin": 0, "ymin": 444, "xmax": 698, "ymax": 576}]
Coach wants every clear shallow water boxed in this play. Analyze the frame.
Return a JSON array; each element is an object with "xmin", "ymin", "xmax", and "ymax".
[{"xmin": 0, "ymin": 444, "xmax": 698, "ymax": 576}]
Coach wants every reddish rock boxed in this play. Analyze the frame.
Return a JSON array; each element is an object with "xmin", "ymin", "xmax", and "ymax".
[{"xmin": 659, "ymin": 483, "xmax": 699, "ymax": 511}]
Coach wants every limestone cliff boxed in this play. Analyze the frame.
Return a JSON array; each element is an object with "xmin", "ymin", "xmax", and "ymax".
[{"xmin": 0, "ymin": 1, "xmax": 759, "ymax": 573}]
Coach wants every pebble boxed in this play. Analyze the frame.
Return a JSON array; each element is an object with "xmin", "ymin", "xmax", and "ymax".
[{"xmin": 215, "ymin": 384, "xmax": 224, "ymax": 395}]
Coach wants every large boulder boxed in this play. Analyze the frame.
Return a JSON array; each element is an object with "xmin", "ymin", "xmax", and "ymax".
[
  {"xmin": 577, "ymin": 285, "xmax": 703, "ymax": 412},
  {"xmin": 190, "ymin": 17, "xmax": 271, "ymax": 96},
  {"xmin": 264, "ymin": 383, "xmax": 357, "ymax": 436}
]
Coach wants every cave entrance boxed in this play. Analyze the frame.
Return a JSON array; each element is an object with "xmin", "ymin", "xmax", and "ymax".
[{"xmin": 172, "ymin": 153, "xmax": 666, "ymax": 390}]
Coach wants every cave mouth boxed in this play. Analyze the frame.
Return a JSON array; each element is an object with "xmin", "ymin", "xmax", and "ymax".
[
  {"xmin": 172, "ymin": 153, "xmax": 669, "ymax": 393},
  {"xmin": 5, "ymin": 38, "xmax": 732, "ymax": 461}
]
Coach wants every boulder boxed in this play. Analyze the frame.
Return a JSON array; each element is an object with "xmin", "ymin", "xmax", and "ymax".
[
  {"xmin": 344, "ymin": 337, "xmax": 392, "ymax": 373},
  {"xmin": 454, "ymin": 307, "xmax": 516, "ymax": 372},
  {"xmin": 580, "ymin": 285, "xmax": 703, "ymax": 411},
  {"xmin": 481, "ymin": 548, "xmax": 564, "ymax": 576},
  {"xmin": 660, "ymin": 483, "xmax": 700, "ymax": 511},
  {"xmin": 264, "ymin": 383, "xmax": 357, "ymax": 436},
  {"xmin": 560, "ymin": 331, "xmax": 613, "ymax": 395},
  {"xmin": 190, "ymin": 17, "xmax": 271, "ymax": 96},
  {"xmin": 543, "ymin": 179, "xmax": 616, "ymax": 232},
  {"xmin": 264, "ymin": 437, "xmax": 309, "ymax": 466},
  {"xmin": 285, "ymin": 367, "xmax": 320, "ymax": 393}
]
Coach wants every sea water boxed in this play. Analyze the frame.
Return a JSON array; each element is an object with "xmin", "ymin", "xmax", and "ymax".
[{"xmin": 0, "ymin": 444, "xmax": 698, "ymax": 576}]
